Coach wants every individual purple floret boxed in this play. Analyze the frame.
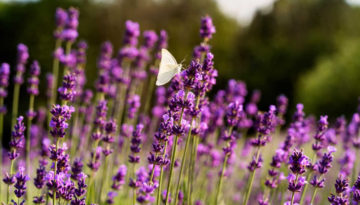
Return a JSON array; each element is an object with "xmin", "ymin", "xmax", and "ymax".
[
  {"xmin": 200, "ymin": 15, "xmax": 216, "ymax": 40},
  {"xmin": 33, "ymin": 195, "xmax": 46, "ymax": 204},
  {"xmin": 27, "ymin": 60, "xmax": 41, "ymax": 96}
]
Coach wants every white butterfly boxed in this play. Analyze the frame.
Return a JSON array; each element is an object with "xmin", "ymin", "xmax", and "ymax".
[{"xmin": 156, "ymin": 49, "xmax": 182, "ymax": 86}]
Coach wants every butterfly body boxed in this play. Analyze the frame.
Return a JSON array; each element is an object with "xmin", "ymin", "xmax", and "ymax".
[{"xmin": 156, "ymin": 49, "xmax": 182, "ymax": 86}]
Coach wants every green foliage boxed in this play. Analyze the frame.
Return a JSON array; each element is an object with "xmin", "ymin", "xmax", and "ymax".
[
  {"xmin": 296, "ymin": 38, "xmax": 360, "ymax": 118},
  {"xmin": 231, "ymin": 0, "xmax": 348, "ymax": 112}
]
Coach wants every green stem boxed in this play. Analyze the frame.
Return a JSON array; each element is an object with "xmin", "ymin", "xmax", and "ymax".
[
  {"xmin": 48, "ymin": 39, "xmax": 62, "ymax": 126},
  {"xmin": 174, "ymin": 121, "xmax": 193, "ymax": 205},
  {"xmin": 26, "ymin": 94, "xmax": 35, "ymax": 202},
  {"xmin": 7, "ymin": 159, "xmax": 15, "ymax": 204},
  {"xmin": 11, "ymin": 83, "xmax": 21, "ymax": 129},
  {"xmin": 62, "ymin": 41, "xmax": 72, "ymax": 76},
  {"xmin": 243, "ymin": 147, "xmax": 261, "ymax": 205},
  {"xmin": 310, "ymin": 187, "xmax": 318, "ymax": 205},
  {"xmin": 352, "ymin": 149, "xmax": 359, "ymax": 184},
  {"xmin": 156, "ymin": 141, "xmax": 168, "ymax": 205},
  {"xmin": 214, "ymin": 126, "xmax": 234, "ymax": 205},
  {"xmin": 0, "ymin": 97, "xmax": 4, "ymax": 203},
  {"xmin": 53, "ymin": 138, "xmax": 59, "ymax": 205},
  {"xmin": 299, "ymin": 152, "xmax": 317, "ymax": 205},
  {"xmin": 133, "ymin": 163, "xmax": 137, "ymax": 205},
  {"xmin": 290, "ymin": 174, "xmax": 299, "ymax": 205},
  {"xmin": 214, "ymin": 153, "xmax": 229, "ymax": 205},
  {"xmin": 164, "ymin": 91, "xmax": 188, "ymax": 205},
  {"xmin": 99, "ymin": 156, "xmax": 109, "ymax": 203},
  {"xmin": 157, "ymin": 165, "xmax": 165, "ymax": 205}
]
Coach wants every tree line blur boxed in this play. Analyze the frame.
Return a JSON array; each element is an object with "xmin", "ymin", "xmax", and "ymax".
[{"xmin": 0, "ymin": 0, "xmax": 359, "ymax": 120}]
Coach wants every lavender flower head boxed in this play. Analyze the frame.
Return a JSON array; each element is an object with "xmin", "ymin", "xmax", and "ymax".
[
  {"xmin": 0, "ymin": 63, "xmax": 10, "ymax": 104},
  {"xmin": 123, "ymin": 20, "xmax": 140, "ymax": 46},
  {"xmin": 102, "ymin": 119, "xmax": 117, "ymax": 156},
  {"xmin": 143, "ymin": 30, "xmax": 158, "ymax": 49},
  {"xmin": 58, "ymin": 73, "xmax": 77, "ymax": 102},
  {"xmin": 111, "ymin": 165, "xmax": 127, "ymax": 190},
  {"xmin": 129, "ymin": 123, "xmax": 144, "ymax": 164},
  {"xmin": 127, "ymin": 94, "xmax": 141, "ymax": 119},
  {"xmin": 312, "ymin": 115, "xmax": 329, "ymax": 151},
  {"xmin": 14, "ymin": 43, "xmax": 29, "ymax": 84},
  {"xmin": 8, "ymin": 116, "xmax": 26, "ymax": 160},
  {"xmin": 49, "ymin": 105, "xmax": 75, "ymax": 139},
  {"xmin": 27, "ymin": 60, "xmax": 41, "ymax": 96},
  {"xmin": 61, "ymin": 7, "xmax": 79, "ymax": 42},
  {"xmin": 13, "ymin": 167, "xmax": 29, "ymax": 202},
  {"xmin": 328, "ymin": 175, "xmax": 349, "ymax": 205},
  {"xmin": 200, "ymin": 15, "xmax": 216, "ymax": 40},
  {"xmin": 54, "ymin": 8, "xmax": 68, "ymax": 39}
]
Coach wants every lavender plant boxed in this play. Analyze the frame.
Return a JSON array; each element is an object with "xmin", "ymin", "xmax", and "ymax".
[{"xmin": 1, "ymin": 7, "xmax": 360, "ymax": 205}]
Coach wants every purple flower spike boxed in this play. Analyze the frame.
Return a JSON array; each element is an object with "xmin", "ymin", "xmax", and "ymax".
[
  {"xmin": 49, "ymin": 105, "xmax": 74, "ymax": 139},
  {"xmin": 27, "ymin": 60, "xmax": 41, "ymax": 96},
  {"xmin": 129, "ymin": 124, "xmax": 144, "ymax": 164},
  {"xmin": 0, "ymin": 63, "xmax": 10, "ymax": 113},
  {"xmin": 328, "ymin": 175, "xmax": 349, "ymax": 205},
  {"xmin": 200, "ymin": 15, "xmax": 216, "ymax": 40},
  {"xmin": 8, "ymin": 116, "xmax": 26, "ymax": 160},
  {"xmin": 14, "ymin": 167, "xmax": 29, "ymax": 200},
  {"xmin": 127, "ymin": 95, "xmax": 141, "ymax": 119},
  {"xmin": 14, "ymin": 43, "xmax": 29, "ymax": 84},
  {"xmin": 55, "ymin": 8, "xmax": 67, "ymax": 28},
  {"xmin": 111, "ymin": 165, "xmax": 127, "ymax": 190},
  {"xmin": 61, "ymin": 7, "xmax": 79, "ymax": 42},
  {"xmin": 58, "ymin": 73, "xmax": 77, "ymax": 102},
  {"xmin": 123, "ymin": 20, "xmax": 140, "ymax": 46},
  {"xmin": 312, "ymin": 115, "xmax": 329, "ymax": 152},
  {"xmin": 143, "ymin": 30, "xmax": 158, "ymax": 49},
  {"xmin": 102, "ymin": 119, "xmax": 117, "ymax": 156}
]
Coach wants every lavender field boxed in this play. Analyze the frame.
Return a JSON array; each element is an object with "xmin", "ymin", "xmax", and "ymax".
[{"xmin": 0, "ymin": 5, "xmax": 360, "ymax": 205}]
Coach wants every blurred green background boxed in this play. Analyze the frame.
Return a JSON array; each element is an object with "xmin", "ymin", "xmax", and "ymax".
[{"xmin": 1, "ymin": 0, "xmax": 360, "ymax": 120}]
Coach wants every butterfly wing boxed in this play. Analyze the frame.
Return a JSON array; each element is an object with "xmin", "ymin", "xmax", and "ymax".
[
  {"xmin": 156, "ymin": 64, "xmax": 181, "ymax": 86},
  {"xmin": 160, "ymin": 49, "xmax": 178, "ymax": 68},
  {"xmin": 156, "ymin": 49, "xmax": 180, "ymax": 86}
]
